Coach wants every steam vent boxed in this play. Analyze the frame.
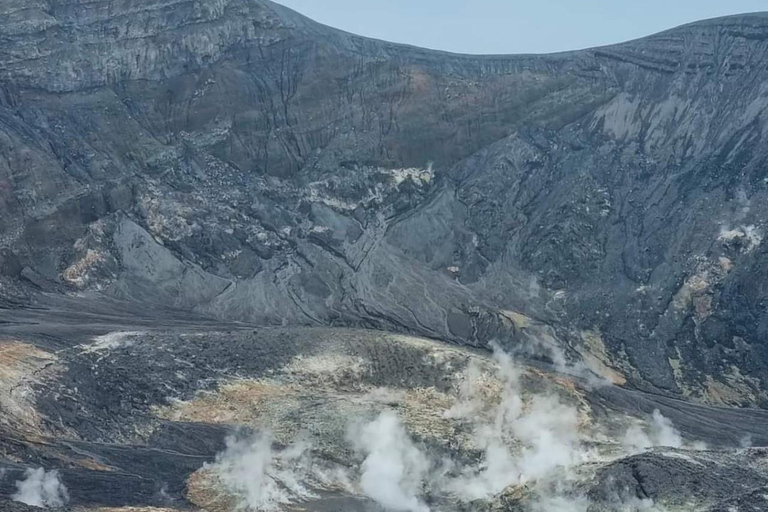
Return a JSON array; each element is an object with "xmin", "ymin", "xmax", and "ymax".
[{"xmin": 2, "ymin": 1, "xmax": 768, "ymax": 511}]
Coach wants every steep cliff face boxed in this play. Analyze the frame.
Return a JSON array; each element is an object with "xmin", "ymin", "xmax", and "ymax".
[{"xmin": 2, "ymin": 1, "xmax": 768, "ymax": 403}]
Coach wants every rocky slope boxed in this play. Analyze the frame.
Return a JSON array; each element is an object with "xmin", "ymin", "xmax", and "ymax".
[
  {"xmin": 2, "ymin": 298, "xmax": 768, "ymax": 512},
  {"xmin": 3, "ymin": 0, "xmax": 768, "ymax": 427},
  {"xmin": 3, "ymin": 3, "xmax": 768, "ymax": 511}
]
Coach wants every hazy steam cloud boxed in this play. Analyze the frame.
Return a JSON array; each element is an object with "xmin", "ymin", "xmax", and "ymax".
[
  {"xmin": 12, "ymin": 468, "xmax": 69, "ymax": 508},
  {"xmin": 623, "ymin": 409, "xmax": 683, "ymax": 452},
  {"xmin": 530, "ymin": 495, "xmax": 589, "ymax": 512},
  {"xmin": 649, "ymin": 409, "xmax": 683, "ymax": 448},
  {"xmin": 445, "ymin": 344, "xmax": 589, "ymax": 501},
  {"xmin": 599, "ymin": 492, "xmax": 675, "ymax": 512},
  {"xmin": 204, "ymin": 345, "xmax": 686, "ymax": 512},
  {"xmin": 350, "ymin": 411, "xmax": 431, "ymax": 512},
  {"xmin": 208, "ymin": 433, "xmax": 317, "ymax": 512}
]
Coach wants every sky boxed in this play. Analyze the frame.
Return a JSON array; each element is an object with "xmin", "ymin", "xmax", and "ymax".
[{"xmin": 274, "ymin": 0, "xmax": 768, "ymax": 55}]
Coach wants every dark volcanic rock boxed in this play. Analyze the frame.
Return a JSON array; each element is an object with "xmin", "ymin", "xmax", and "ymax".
[
  {"xmin": 2, "ymin": 297, "xmax": 768, "ymax": 511},
  {"xmin": 2, "ymin": 1, "xmax": 768, "ymax": 403},
  {"xmin": 588, "ymin": 449, "xmax": 768, "ymax": 511}
]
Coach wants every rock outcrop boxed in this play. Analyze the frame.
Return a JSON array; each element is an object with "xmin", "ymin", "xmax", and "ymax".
[{"xmin": 2, "ymin": 1, "xmax": 768, "ymax": 403}]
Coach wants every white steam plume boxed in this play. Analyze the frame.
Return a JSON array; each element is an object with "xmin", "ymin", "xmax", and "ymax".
[
  {"xmin": 203, "ymin": 344, "xmax": 689, "ymax": 511},
  {"xmin": 12, "ymin": 468, "xmax": 69, "ymax": 508},
  {"xmin": 349, "ymin": 411, "xmax": 431, "ymax": 512},
  {"xmin": 603, "ymin": 493, "xmax": 673, "ymax": 511},
  {"xmin": 530, "ymin": 495, "xmax": 589, "ymax": 512},
  {"xmin": 650, "ymin": 410, "xmax": 682, "ymax": 448},
  {"xmin": 622, "ymin": 409, "xmax": 683, "ymax": 452},
  {"xmin": 208, "ymin": 432, "xmax": 317, "ymax": 511},
  {"xmin": 444, "ymin": 344, "xmax": 591, "ymax": 501}
]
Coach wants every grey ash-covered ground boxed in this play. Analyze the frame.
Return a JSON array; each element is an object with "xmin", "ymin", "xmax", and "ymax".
[
  {"xmin": 3, "ymin": 0, "xmax": 768, "ymax": 401},
  {"xmin": 2, "ymin": 1, "xmax": 768, "ymax": 510},
  {"xmin": 2, "ymin": 297, "xmax": 768, "ymax": 511}
]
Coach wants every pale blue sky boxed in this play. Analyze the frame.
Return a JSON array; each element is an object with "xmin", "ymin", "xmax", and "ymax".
[{"xmin": 274, "ymin": 0, "xmax": 768, "ymax": 54}]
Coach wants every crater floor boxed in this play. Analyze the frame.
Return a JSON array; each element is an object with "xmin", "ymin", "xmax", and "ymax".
[{"xmin": 1, "ymin": 296, "xmax": 768, "ymax": 511}]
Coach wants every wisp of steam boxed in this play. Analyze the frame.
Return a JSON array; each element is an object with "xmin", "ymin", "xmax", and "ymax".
[
  {"xmin": 349, "ymin": 411, "xmax": 431, "ymax": 512},
  {"xmin": 206, "ymin": 345, "xmax": 687, "ymax": 511},
  {"xmin": 12, "ymin": 468, "xmax": 69, "ymax": 508},
  {"xmin": 441, "ymin": 344, "xmax": 591, "ymax": 504},
  {"xmin": 207, "ymin": 432, "xmax": 316, "ymax": 512},
  {"xmin": 623, "ymin": 409, "xmax": 683, "ymax": 452}
]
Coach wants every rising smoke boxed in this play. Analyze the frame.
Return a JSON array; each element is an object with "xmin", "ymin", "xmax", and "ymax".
[
  {"xmin": 622, "ymin": 409, "xmax": 683, "ymax": 452},
  {"xmin": 208, "ymin": 430, "xmax": 355, "ymax": 511},
  {"xmin": 441, "ymin": 344, "xmax": 592, "ymax": 504},
  {"xmin": 12, "ymin": 468, "xmax": 69, "ymax": 508},
  {"xmin": 207, "ymin": 344, "xmax": 687, "ymax": 512},
  {"xmin": 348, "ymin": 411, "xmax": 431, "ymax": 512},
  {"xmin": 207, "ymin": 432, "xmax": 316, "ymax": 511},
  {"xmin": 530, "ymin": 495, "xmax": 590, "ymax": 512}
]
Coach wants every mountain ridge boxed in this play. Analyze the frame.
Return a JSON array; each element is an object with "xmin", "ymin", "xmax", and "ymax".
[
  {"xmin": 3, "ymin": 5, "xmax": 768, "ymax": 511},
  {"xmin": 2, "ymin": 2, "xmax": 768, "ymax": 405},
  {"xmin": 4, "ymin": 1, "xmax": 768, "ymax": 92}
]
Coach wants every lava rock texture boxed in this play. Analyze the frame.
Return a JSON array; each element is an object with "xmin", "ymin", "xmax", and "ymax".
[{"xmin": 2, "ymin": 0, "xmax": 768, "ymax": 422}]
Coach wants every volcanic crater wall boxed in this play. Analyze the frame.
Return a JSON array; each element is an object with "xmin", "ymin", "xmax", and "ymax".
[{"xmin": 2, "ymin": 2, "xmax": 768, "ymax": 403}]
